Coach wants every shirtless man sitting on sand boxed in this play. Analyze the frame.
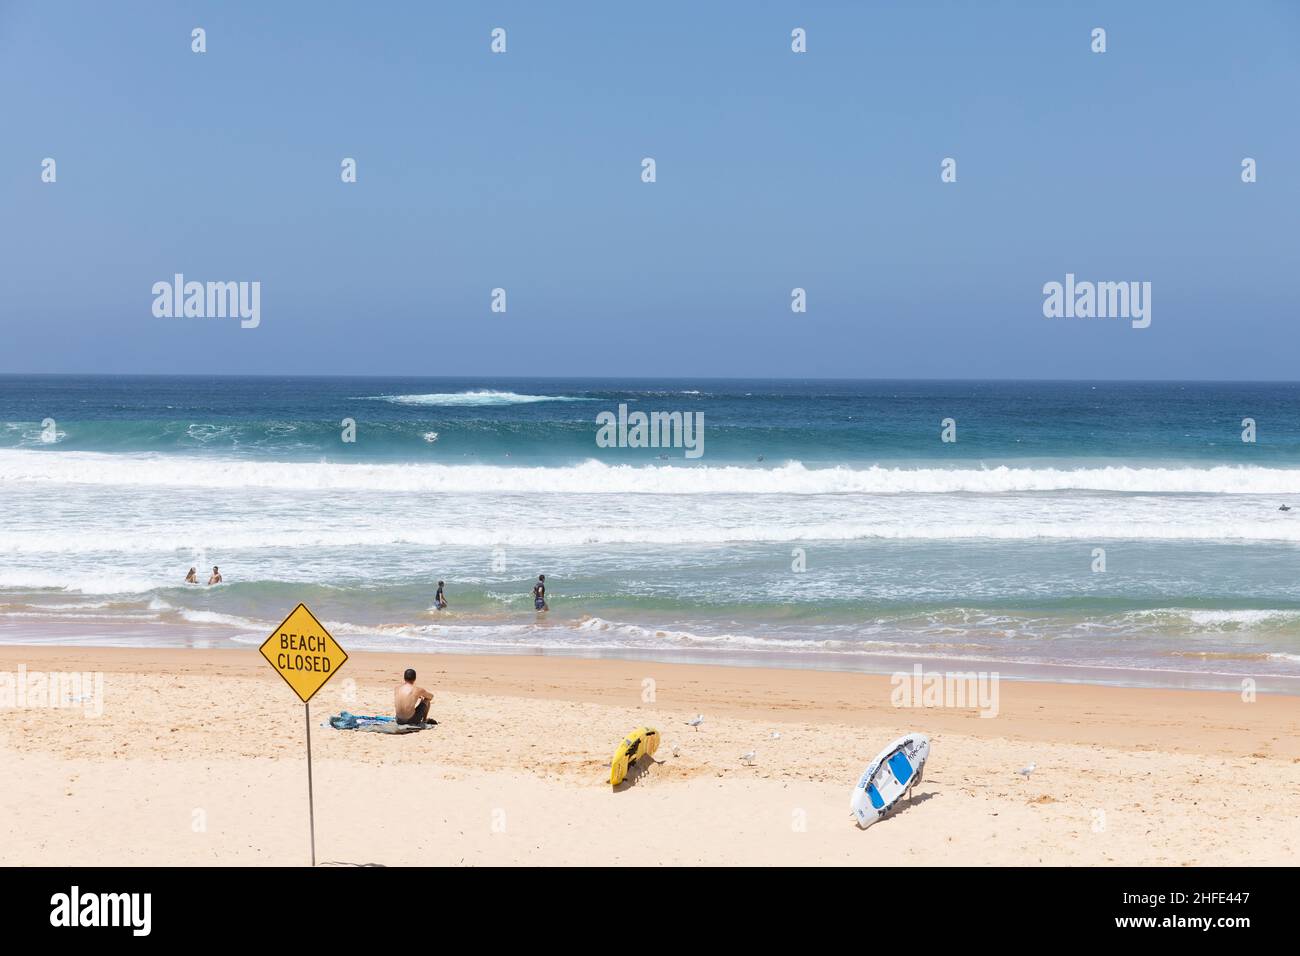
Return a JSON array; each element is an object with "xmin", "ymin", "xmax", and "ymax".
[{"xmin": 395, "ymin": 668, "xmax": 434, "ymax": 726}]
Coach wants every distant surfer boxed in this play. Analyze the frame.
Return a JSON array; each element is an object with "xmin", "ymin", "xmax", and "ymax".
[
  {"xmin": 184, "ymin": 567, "xmax": 198, "ymax": 584},
  {"xmin": 533, "ymin": 574, "xmax": 549, "ymax": 612},
  {"xmin": 394, "ymin": 668, "xmax": 435, "ymax": 726},
  {"xmin": 207, "ymin": 566, "xmax": 222, "ymax": 585},
  {"xmin": 434, "ymin": 580, "xmax": 448, "ymax": 610},
  {"xmin": 1281, "ymin": 505, "xmax": 1292, "ymax": 512}
]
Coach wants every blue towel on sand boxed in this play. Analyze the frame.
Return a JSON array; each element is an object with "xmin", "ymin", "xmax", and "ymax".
[
  {"xmin": 327, "ymin": 711, "xmax": 433, "ymax": 733},
  {"xmin": 328, "ymin": 711, "xmax": 392, "ymax": 730}
]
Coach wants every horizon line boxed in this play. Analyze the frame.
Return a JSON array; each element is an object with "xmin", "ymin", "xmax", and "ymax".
[{"xmin": 2, "ymin": 372, "xmax": 1299, "ymax": 386}]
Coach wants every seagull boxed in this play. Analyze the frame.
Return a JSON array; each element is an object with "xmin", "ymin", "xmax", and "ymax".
[
  {"xmin": 740, "ymin": 750, "xmax": 756, "ymax": 766},
  {"xmin": 671, "ymin": 744, "xmax": 680, "ymax": 758},
  {"xmin": 685, "ymin": 714, "xmax": 704, "ymax": 731},
  {"xmin": 769, "ymin": 731, "xmax": 781, "ymax": 740},
  {"xmin": 1017, "ymin": 763, "xmax": 1037, "ymax": 779}
]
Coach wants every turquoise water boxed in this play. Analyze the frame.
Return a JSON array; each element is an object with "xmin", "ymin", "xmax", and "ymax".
[{"xmin": 3, "ymin": 375, "xmax": 1300, "ymax": 690}]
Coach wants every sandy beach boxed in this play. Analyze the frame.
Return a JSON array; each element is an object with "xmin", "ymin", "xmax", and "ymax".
[{"xmin": 1, "ymin": 644, "xmax": 1297, "ymax": 866}]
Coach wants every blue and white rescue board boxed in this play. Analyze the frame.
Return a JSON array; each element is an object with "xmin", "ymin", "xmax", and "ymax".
[{"xmin": 850, "ymin": 733, "xmax": 930, "ymax": 829}]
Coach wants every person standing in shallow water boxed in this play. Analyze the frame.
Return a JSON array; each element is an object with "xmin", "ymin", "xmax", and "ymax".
[
  {"xmin": 434, "ymin": 580, "xmax": 448, "ymax": 610},
  {"xmin": 184, "ymin": 567, "xmax": 198, "ymax": 584},
  {"xmin": 532, "ymin": 574, "xmax": 549, "ymax": 612}
]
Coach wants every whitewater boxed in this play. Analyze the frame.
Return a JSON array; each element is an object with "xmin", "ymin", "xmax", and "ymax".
[{"xmin": 4, "ymin": 376, "xmax": 1300, "ymax": 690}]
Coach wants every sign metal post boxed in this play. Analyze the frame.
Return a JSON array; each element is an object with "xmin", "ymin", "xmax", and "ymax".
[{"xmin": 259, "ymin": 603, "xmax": 349, "ymax": 866}]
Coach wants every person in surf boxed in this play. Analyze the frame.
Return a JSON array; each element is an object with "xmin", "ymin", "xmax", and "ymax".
[{"xmin": 532, "ymin": 574, "xmax": 549, "ymax": 612}]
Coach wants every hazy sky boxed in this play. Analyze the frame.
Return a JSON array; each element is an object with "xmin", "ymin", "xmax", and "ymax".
[{"xmin": 2, "ymin": 1, "xmax": 1297, "ymax": 379}]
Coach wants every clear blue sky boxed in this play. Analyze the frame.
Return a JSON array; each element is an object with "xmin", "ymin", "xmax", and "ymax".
[{"xmin": 2, "ymin": 1, "xmax": 1297, "ymax": 378}]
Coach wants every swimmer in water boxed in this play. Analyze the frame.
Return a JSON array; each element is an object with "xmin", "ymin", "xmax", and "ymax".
[
  {"xmin": 185, "ymin": 567, "xmax": 198, "ymax": 584},
  {"xmin": 207, "ymin": 566, "xmax": 222, "ymax": 585},
  {"xmin": 532, "ymin": 574, "xmax": 549, "ymax": 612},
  {"xmin": 434, "ymin": 580, "xmax": 448, "ymax": 610}
]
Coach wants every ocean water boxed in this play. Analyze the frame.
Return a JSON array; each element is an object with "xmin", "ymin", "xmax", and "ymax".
[{"xmin": 4, "ymin": 375, "xmax": 1300, "ymax": 690}]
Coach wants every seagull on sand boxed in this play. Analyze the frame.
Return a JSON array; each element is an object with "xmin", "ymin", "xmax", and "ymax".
[
  {"xmin": 740, "ymin": 750, "xmax": 756, "ymax": 766},
  {"xmin": 1017, "ymin": 762, "xmax": 1036, "ymax": 779},
  {"xmin": 685, "ymin": 714, "xmax": 704, "ymax": 731},
  {"xmin": 770, "ymin": 731, "xmax": 781, "ymax": 740}
]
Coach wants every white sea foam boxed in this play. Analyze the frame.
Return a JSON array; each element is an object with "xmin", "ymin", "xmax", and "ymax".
[
  {"xmin": 8, "ymin": 491, "xmax": 1300, "ymax": 556},
  {"xmin": 184, "ymin": 423, "xmax": 236, "ymax": 443},
  {"xmin": 220, "ymin": 614, "xmax": 908, "ymax": 657},
  {"xmin": 7, "ymin": 516, "xmax": 1300, "ymax": 555},
  {"xmin": 570, "ymin": 616, "xmax": 902, "ymax": 653},
  {"xmin": 1122, "ymin": 608, "xmax": 1300, "ymax": 631},
  {"xmin": 19, "ymin": 600, "xmax": 119, "ymax": 611},
  {"xmin": 0, "ymin": 610, "xmax": 159, "ymax": 621},
  {"xmin": 6, "ymin": 449, "xmax": 1300, "ymax": 496},
  {"xmin": 175, "ymin": 609, "xmax": 266, "ymax": 630},
  {"xmin": 217, "ymin": 614, "xmax": 1105, "ymax": 669},
  {"xmin": 363, "ymin": 391, "xmax": 593, "ymax": 407},
  {"xmin": 0, "ymin": 569, "xmax": 166, "ymax": 594}
]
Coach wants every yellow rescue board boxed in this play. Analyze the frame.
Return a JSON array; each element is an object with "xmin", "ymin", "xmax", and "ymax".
[{"xmin": 609, "ymin": 726, "xmax": 660, "ymax": 786}]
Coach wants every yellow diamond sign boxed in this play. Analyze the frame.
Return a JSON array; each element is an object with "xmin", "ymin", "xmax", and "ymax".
[{"xmin": 259, "ymin": 604, "xmax": 348, "ymax": 703}]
